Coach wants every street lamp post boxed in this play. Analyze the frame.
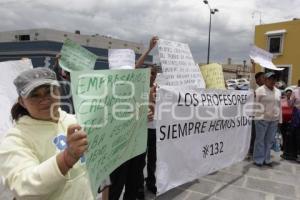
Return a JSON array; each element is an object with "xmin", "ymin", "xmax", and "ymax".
[{"xmin": 203, "ymin": 0, "xmax": 218, "ymax": 64}]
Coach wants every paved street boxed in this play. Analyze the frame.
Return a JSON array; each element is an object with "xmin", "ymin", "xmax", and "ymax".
[
  {"xmin": 1, "ymin": 152, "xmax": 300, "ymax": 200},
  {"xmin": 149, "ymin": 152, "xmax": 300, "ymax": 200}
]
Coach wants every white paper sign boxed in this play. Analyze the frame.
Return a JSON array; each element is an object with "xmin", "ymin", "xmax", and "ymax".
[
  {"xmin": 249, "ymin": 45, "xmax": 284, "ymax": 71},
  {"xmin": 155, "ymin": 86, "xmax": 253, "ymax": 195},
  {"xmin": 158, "ymin": 39, "xmax": 205, "ymax": 87},
  {"xmin": 0, "ymin": 59, "xmax": 33, "ymax": 141},
  {"xmin": 108, "ymin": 49, "xmax": 135, "ymax": 69}
]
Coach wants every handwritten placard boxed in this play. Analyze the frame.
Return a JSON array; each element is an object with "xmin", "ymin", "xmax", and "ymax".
[
  {"xmin": 249, "ymin": 45, "xmax": 283, "ymax": 71},
  {"xmin": 200, "ymin": 63, "xmax": 226, "ymax": 89},
  {"xmin": 108, "ymin": 49, "xmax": 135, "ymax": 69},
  {"xmin": 157, "ymin": 39, "xmax": 204, "ymax": 87},
  {"xmin": 59, "ymin": 39, "xmax": 98, "ymax": 72},
  {"xmin": 71, "ymin": 69, "xmax": 150, "ymax": 198}
]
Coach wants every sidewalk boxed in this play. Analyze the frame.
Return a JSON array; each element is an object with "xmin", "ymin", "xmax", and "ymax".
[{"xmin": 148, "ymin": 152, "xmax": 300, "ymax": 200}]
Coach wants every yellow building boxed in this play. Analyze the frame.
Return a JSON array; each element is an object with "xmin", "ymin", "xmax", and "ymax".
[{"xmin": 254, "ymin": 19, "xmax": 300, "ymax": 85}]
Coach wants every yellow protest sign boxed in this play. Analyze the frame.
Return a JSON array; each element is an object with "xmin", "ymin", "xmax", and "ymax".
[{"xmin": 200, "ymin": 63, "xmax": 225, "ymax": 89}]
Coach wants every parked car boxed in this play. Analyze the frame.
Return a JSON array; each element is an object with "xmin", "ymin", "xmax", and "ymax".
[
  {"xmin": 236, "ymin": 78, "xmax": 250, "ymax": 90},
  {"xmin": 227, "ymin": 83, "xmax": 237, "ymax": 90},
  {"xmin": 226, "ymin": 79, "xmax": 237, "ymax": 85},
  {"xmin": 226, "ymin": 79, "xmax": 237, "ymax": 90}
]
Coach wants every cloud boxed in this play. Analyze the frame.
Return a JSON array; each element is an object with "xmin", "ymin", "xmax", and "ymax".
[{"xmin": 0, "ymin": 0, "xmax": 299, "ymax": 64}]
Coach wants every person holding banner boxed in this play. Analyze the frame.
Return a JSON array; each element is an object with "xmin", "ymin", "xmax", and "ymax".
[
  {"xmin": 254, "ymin": 72, "xmax": 265, "ymax": 88},
  {"xmin": 145, "ymin": 66, "xmax": 158, "ymax": 194},
  {"xmin": 0, "ymin": 68, "xmax": 101, "ymax": 200},
  {"xmin": 253, "ymin": 72, "xmax": 281, "ymax": 167},
  {"xmin": 109, "ymin": 36, "xmax": 158, "ymax": 200},
  {"xmin": 136, "ymin": 65, "xmax": 158, "ymax": 199},
  {"xmin": 248, "ymin": 75, "xmax": 265, "ymax": 157},
  {"xmin": 248, "ymin": 60, "xmax": 265, "ymax": 158}
]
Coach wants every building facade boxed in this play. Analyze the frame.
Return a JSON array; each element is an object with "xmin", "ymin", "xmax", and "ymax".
[
  {"xmin": 222, "ymin": 58, "xmax": 251, "ymax": 80},
  {"xmin": 254, "ymin": 19, "xmax": 300, "ymax": 85},
  {"xmin": 0, "ymin": 28, "xmax": 152, "ymax": 69}
]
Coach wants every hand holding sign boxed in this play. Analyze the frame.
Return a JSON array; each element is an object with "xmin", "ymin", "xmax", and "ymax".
[
  {"xmin": 149, "ymin": 36, "xmax": 159, "ymax": 51},
  {"xmin": 66, "ymin": 124, "xmax": 88, "ymax": 163}
]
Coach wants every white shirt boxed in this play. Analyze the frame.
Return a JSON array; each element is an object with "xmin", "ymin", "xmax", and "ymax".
[{"xmin": 255, "ymin": 85, "xmax": 282, "ymax": 121}]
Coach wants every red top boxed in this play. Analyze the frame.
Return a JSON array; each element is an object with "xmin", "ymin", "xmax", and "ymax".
[{"xmin": 281, "ymin": 98, "xmax": 293, "ymax": 123}]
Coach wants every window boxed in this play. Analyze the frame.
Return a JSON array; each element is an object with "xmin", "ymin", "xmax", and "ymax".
[
  {"xmin": 18, "ymin": 35, "xmax": 30, "ymax": 41},
  {"xmin": 268, "ymin": 35, "xmax": 282, "ymax": 53},
  {"xmin": 265, "ymin": 29, "xmax": 286, "ymax": 55}
]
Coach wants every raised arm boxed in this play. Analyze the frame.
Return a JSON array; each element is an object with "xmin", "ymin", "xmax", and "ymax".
[{"xmin": 135, "ymin": 36, "xmax": 159, "ymax": 68}]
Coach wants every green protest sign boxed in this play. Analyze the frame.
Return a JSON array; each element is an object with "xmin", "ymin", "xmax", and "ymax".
[
  {"xmin": 59, "ymin": 39, "xmax": 98, "ymax": 72},
  {"xmin": 71, "ymin": 68, "xmax": 150, "ymax": 198}
]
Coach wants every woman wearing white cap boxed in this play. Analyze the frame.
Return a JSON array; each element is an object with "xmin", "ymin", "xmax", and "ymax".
[
  {"xmin": 253, "ymin": 72, "xmax": 282, "ymax": 167},
  {"xmin": 0, "ymin": 67, "xmax": 95, "ymax": 200}
]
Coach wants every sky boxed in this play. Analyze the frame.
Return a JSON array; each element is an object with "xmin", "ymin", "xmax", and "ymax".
[{"xmin": 0, "ymin": 0, "xmax": 299, "ymax": 64}]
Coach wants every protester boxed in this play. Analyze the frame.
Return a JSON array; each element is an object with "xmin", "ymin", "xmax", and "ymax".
[
  {"xmin": 254, "ymin": 72, "xmax": 265, "ymax": 87},
  {"xmin": 288, "ymin": 80, "xmax": 300, "ymax": 162},
  {"xmin": 280, "ymin": 87, "xmax": 294, "ymax": 160},
  {"xmin": 51, "ymin": 54, "xmax": 110, "ymax": 198},
  {"xmin": 0, "ymin": 67, "xmax": 96, "ymax": 199},
  {"xmin": 51, "ymin": 54, "xmax": 74, "ymax": 114},
  {"xmin": 137, "ymin": 65, "xmax": 158, "ymax": 199},
  {"xmin": 109, "ymin": 36, "xmax": 158, "ymax": 200},
  {"xmin": 253, "ymin": 71, "xmax": 281, "ymax": 167},
  {"xmin": 248, "ymin": 59, "xmax": 265, "ymax": 158},
  {"xmin": 145, "ymin": 66, "xmax": 158, "ymax": 195}
]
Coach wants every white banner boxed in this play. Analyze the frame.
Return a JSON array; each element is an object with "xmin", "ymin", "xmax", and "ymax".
[
  {"xmin": 108, "ymin": 49, "xmax": 135, "ymax": 70},
  {"xmin": 155, "ymin": 86, "xmax": 253, "ymax": 195},
  {"xmin": 249, "ymin": 45, "xmax": 284, "ymax": 71},
  {"xmin": 158, "ymin": 39, "xmax": 205, "ymax": 87},
  {"xmin": 0, "ymin": 59, "xmax": 33, "ymax": 141}
]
